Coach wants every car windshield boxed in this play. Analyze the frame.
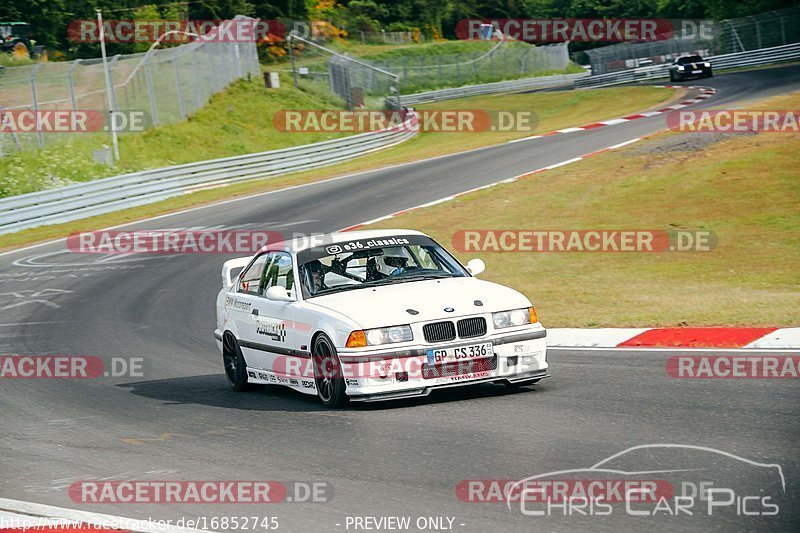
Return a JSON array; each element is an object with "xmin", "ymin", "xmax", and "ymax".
[
  {"xmin": 678, "ymin": 55, "xmax": 704, "ymax": 64},
  {"xmin": 297, "ymin": 235, "xmax": 468, "ymax": 297}
]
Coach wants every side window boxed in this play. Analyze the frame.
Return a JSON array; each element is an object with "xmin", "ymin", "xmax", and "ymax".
[
  {"xmin": 415, "ymin": 246, "xmax": 438, "ymax": 269},
  {"xmin": 262, "ymin": 252, "xmax": 295, "ymax": 296},
  {"xmin": 238, "ymin": 254, "xmax": 268, "ymax": 295}
]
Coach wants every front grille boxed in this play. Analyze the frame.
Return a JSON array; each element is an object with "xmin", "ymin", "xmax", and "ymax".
[
  {"xmin": 457, "ymin": 317, "xmax": 487, "ymax": 339},
  {"xmin": 423, "ymin": 356, "xmax": 497, "ymax": 379},
  {"xmin": 423, "ymin": 321, "xmax": 456, "ymax": 343}
]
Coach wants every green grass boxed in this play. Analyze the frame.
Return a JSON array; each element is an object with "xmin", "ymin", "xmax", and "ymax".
[
  {"xmin": 328, "ymin": 40, "xmax": 530, "ymax": 60},
  {"xmin": 0, "ymin": 54, "xmax": 37, "ymax": 67},
  {"xmin": 0, "ymin": 85, "xmax": 678, "ymax": 251},
  {"xmin": 0, "ymin": 74, "xmax": 349, "ymax": 197},
  {"xmin": 364, "ymin": 91, "xmax": 800, "ymax": 327}
]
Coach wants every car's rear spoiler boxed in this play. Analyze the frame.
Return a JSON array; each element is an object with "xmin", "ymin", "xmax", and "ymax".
[{"xmin": 221, "ymin": 256, "xmax": 252, "ymax": 288}]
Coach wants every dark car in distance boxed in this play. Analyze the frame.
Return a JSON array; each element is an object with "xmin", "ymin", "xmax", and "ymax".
[{"xmin": 669, "ymin": 54, "xmax": 713, "ymax": 82}]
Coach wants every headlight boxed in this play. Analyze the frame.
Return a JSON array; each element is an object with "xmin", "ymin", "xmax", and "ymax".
[
  {"xmin": 347, "ymin": 325, "xmax": 413, "ymax": 347},
  {"xmin": 492, "ymin": 307, "xmax": 537, "ymax": 329},
  {"xmin": 704, "ymin": 62, "xmax": 711, "ymax": 67},
  {"xmin": 677, "ymin": 66, "xmax": 685, "ymax": 70}
]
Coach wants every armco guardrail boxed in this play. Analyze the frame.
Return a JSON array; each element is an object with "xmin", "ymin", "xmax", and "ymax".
[
  {"xmin": 400, "ymin": 72, "xmax": 588, "ymax": 105},
  {"xmin": 575, "ymin": 42, "xmax": 800, "ymax": 89},
  {"xmin": 0, "ymin": 118, "xmax": 417, "ymax": 235}
]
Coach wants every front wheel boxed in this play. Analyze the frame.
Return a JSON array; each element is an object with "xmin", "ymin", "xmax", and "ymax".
[
  {"xmin": 313, "ymin": 334, "xmax": 348, "ymax": 408},
  {"xmin": 669, "ymin": 72, "xmax": 676, "ymax": 82},
  {"xmin": 222, "ymin": 333, "xmax": 252, "ymax": 392}
]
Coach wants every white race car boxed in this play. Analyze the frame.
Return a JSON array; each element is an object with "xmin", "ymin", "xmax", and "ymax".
[{"xmin": 214, "ymin": 229, "xmax": 548, "ymax": 407}]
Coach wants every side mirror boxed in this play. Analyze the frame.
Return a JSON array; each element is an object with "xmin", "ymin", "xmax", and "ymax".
[
  {"xmin": 265, "ymin": 286, "xmax": 295, "ymax": 302},
  {"xmin": 466, "ymin": 258, "xmax": 486, "ymax": 277}
]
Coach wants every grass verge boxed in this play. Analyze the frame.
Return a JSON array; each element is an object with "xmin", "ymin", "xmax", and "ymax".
[
  {"xmin": 0, "ymin": 85, "xmax": 676, "ymax": 250},
  {"xmin": 363, "ymin": 91, "xmax": 800, "ymax": 327},
  {"xmin": 0, "ymin": 74, "xmax": 347, "ymax": 197}
]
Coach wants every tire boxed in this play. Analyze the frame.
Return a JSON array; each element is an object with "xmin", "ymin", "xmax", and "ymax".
[
  {"xmin": 312, "ymin": 333, "xmax": 348, "ymax": 408},
  {"xmin": 505, "ymin": 379, "xmax": 541, "ymax": 389},
  {"xmin": 706, "ymin": 70, "xmax": 713, "ymax": 78},
  {"xmin": 222, "ymin": 333, "xmax": 252, "ymax": 392},
  {"xmin": 669, "ymin": 72, "xmax": 675, "ymax": 82}
]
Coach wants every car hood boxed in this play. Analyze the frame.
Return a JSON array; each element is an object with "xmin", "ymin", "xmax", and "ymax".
[{"xmin": 307, "ymin": 277, "xmax": 532, "ymax": 329}]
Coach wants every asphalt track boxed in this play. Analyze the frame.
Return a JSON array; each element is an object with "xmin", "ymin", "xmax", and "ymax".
[{"xmin": 1, "ymin": 65, "xmax": 799, "ymax": 532}]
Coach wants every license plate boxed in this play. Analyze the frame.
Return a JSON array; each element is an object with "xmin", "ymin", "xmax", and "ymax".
[
  {"xmin": 427, "ymin": 342, "xmax": 493, "ymax": 365},
  {"xmin": 692, "ymin": 70, "xmax": 702, "ymax": 74}
]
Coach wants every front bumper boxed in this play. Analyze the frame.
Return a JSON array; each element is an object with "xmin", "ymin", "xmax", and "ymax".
[
  {"xmin": 339, "ymin": 328, "xmax": 548, "ymax": 402},
  {"xmin": 674, "ymin": 66, "xmax": 712, "ymax": 79}
]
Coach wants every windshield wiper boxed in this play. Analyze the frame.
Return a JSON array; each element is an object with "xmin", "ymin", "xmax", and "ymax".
[{"xmin": 364, "ymin": 272, "xmax": 453, "ymax": 286}]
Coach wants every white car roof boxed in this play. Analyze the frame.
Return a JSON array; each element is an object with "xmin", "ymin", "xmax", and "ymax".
[{"xmin": 266, "ymin": 229, "xmax": 429, "ymax": 254}]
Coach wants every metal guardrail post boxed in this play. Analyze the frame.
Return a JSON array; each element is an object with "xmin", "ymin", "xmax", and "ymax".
[
  {"xmin": 67, "ymin": 61, "xmax": 80, "ymax": 112},
  {"xmin": 234, "ymin": 42, "xmax": 243, "ymax": 79},
  {"xmin": 28, "ymin": 64, "xmax": 45, "ymax": 149},
  {"xmin": 144, "ymin": 62, "xmax": 159, "ymax": 126},
  {"xmin": 173, "ymin": 58, "xmax": 186, "ymax": 120},
  {"xmin": 191, "ymin": 48, "xmax": 202, "ymax": 110}
]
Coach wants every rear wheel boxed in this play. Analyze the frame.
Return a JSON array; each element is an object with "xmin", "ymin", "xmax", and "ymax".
[
  {"xmin": 313, "ymin": 334, "xmax": 348, "ymax": 408},
  {"xmin": 222, "ymin": 333, "xmax": 252, "ymax": 391}
]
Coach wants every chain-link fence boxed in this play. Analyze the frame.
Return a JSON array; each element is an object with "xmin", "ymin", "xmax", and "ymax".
[
  {"xmin": 287, "ymin": 35, "xmax": 569, "ymax": 108},
  {"xmin": 286, "ymin": 34, "xmax": 400, "ymax": 110},
  {"xmin": 585, "ymin": 6, "xmax": 800, "ymax": 74},
  {"xmin": 0, "ymin": 16, "xmax": 260, "ymax": 157},
  {"xmin": 381, "ymin": 41, "xmax": 569, "ymax": 94}
]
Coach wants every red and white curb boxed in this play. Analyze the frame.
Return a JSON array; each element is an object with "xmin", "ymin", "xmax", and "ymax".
[
  {"xmin": 0, "ymin": 498, "xmax": 210, "ymax": 533},
  {"xmin": 547, "ymin": 327, "xmax": 800, "ymax": 349},
  {"xmin": 341, "ymin": 86, "xmax": 716, "ymax": 232},
  {"xmin": 507, "ymin": 85, "xmax": 716, "ymax": 143}
]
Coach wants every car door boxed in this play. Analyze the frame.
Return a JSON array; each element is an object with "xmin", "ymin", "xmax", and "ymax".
[
  {"xmin": 230, "ymin": 253, "xmax": 270, "ymax": 370},
  {"xmin": 244, "ymin": 252, "xmax": 298, "ymax": 375}
]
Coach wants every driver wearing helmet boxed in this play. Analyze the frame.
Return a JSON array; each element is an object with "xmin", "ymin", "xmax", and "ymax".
[
  {"xmin": 382, "ymin": 255, "xmax": 408, "ymax": 276},
  {"xmin": 304, "ymin": 259, "xmax": 328, "ymax": 294}
]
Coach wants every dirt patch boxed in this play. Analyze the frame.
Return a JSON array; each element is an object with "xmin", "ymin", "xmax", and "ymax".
[{"xmin": 635, "ymin": 131, "xmax": 757, "ymax": 155}]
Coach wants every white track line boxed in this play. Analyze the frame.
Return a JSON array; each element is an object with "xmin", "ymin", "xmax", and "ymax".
[
  {"xmin": 548, "ymin": 346, "xmax": 800, "ymax": 353},
  {"xmin": 0, "ymin": 86, "xmax": 716, "ymax": 259}
]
